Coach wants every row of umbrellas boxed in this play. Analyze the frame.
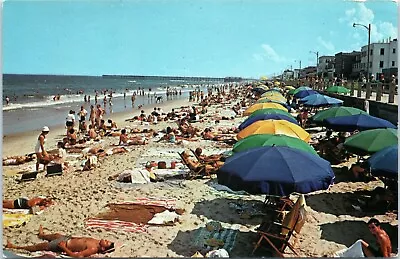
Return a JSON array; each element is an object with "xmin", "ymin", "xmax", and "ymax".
[
  {"xmin": 219, "ymin": 83, "xmax": 398, "ymax": 197},
  {"xmin": 219, "ymin": 86, "xmax": 335, "ymax": 196}
]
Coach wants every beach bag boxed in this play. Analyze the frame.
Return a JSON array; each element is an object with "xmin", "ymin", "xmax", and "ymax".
[{"xmin": 158, "ymin": 161, "xmax": 167, "ymax": 169}]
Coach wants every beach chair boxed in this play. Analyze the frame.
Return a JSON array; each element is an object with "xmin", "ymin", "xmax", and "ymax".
[
  {"xmin": 17, "ymin": 171, "xmax": 39, "ymax": 182},
  {"xmin": 253, "ymin": 195, "xmax": 307, "ymax": 257},
  {"xmin": 263, "ymin": 195, "xmax": 295, "ymax": 220},
  {"xmin": 46, "ymin": 164, "xmax": 63, "ymax": 177},
  {"xmin": 178, "ymin": 152, "xmax": 210, "ymax": 180}
]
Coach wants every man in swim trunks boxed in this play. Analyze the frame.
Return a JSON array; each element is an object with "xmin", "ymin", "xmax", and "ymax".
[
  {"xmin": 6, "ymin": 225, "xmax": 115, "ymax": 258},
  {"xmin": 360, "ymin": 218, "xmax": 392, "ymax": 257},
  {"xmin": 3, "ymin": 197, "xmax": 53, "ymax": 210}
]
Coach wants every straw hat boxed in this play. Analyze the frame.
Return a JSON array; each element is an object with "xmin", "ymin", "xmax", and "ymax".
[{"xmin": 42, "ymin": 126, "xmax": 50, "ymax": 132}]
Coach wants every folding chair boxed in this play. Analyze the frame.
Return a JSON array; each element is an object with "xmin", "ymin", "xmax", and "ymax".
[
  {"xmin": 17, "ymin": 171, "xmax": 38, "ymax": 183},
  {"xmin": 253, "ymin": 195, "xmax": 307, "ymax": 257},
  {"xmin": 178, "ymin": 152, "xmax": 210, "ymax": 180}
]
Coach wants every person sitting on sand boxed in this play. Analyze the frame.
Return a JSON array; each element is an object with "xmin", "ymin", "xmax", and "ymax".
[
  {"xmin": 63, "ymin": 128, "xmax": 77, "ymax": 146},
  {"xmin": 3, "ymin": 154, "xmax": 35, "ymax": 166},
  {"xmin": 349, "ymin": 161, "xmax": 371, "ymax": 181},
  {"xmin": 106, "ymin": 119, "xmax": 117, "ymax": 130},
  {"xmin": 6, "ymin": 225, "xmax": 115, "ymax": 258},
  {"xmin": 88, "ymin": 125, "xmax": 98, "ymax": 140},
  {"xmin": 353, "ymin": 187, "xmax": 397, "ymax": 213},
  {"xmin": 118, "ymin": 129, "xmax": 147, "ymax": 146},
  {"xmin": 35, "ymin": 126, "xmax": 51, "ymax": 172},
  {"xmin": 359, "ymin": 218, "xmax": 392, "ymax": 257},
  {"xmin": 3, "ymin": 197, "xmax": 53, "ymax": 211}
]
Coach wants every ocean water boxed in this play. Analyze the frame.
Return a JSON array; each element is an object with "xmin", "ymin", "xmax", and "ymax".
[{"xmin": 3, "ymin": 74, "xmax": 223, "ymax": 135}]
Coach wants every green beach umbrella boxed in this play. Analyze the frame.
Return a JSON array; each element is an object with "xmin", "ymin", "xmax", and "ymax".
[
  {"xmin": 249, "ymin": 108, "xmax": 295, "ymax": 120},
  {"xmin": 288, "ymin": 89, "xmax": 295, "ymax": 95},
  {"xmin": 232, "ymin": 134, "xmax": 318, "ymax": 155},
  {"xmin": 312, "ymin": 107, "xmax": 367, "ymax": 123},
  {"xmin": 293, "ymin": 86, "xmax": 312, "ymax": 95},
  {"xmin": 344, "ymin": 128, "xmax": 398, "ymax": 155},
  {"xmin": 326, "ymin": 85, "xmax": 350, "ymax": 94}
]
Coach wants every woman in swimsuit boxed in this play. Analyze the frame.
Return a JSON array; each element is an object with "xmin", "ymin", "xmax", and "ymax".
[{"xmin": 35, "ymin": 126, "xmax": 50, "ymax": 172}]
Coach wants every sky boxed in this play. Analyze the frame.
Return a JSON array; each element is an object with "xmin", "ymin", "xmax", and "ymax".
[{"xmin": 3, "ymin": 0, "xmax": 398, "ymax": 78}]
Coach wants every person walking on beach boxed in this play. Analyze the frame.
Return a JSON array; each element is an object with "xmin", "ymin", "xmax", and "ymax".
[
  {"xmin": 66, "ymin": 110, "xmax": 76, "ymax": 133},
  {"xmin": 5, "ymin": 96, "xmax": 10, "ymax": 105},
  {"xmin": 6, "ymin": 226, "xmax": 115, "ymax": 258},
  {"xmin": 131, "ymin": 93, "xmax": 136, "ymax": 107},
  {"xmin": 360, "ymin": 218, "xmax": 392, "ymax": 257},
  {"xmin": 78, "ymin": 106, "xmax": 88, "ymax": 134},
  {"xmin": 35, "ymin": 126, "xmax": 50, "ymax": 172},
  {"xmin": 95, "ymin": 104, "xmax": 104, "ymax": 129}
]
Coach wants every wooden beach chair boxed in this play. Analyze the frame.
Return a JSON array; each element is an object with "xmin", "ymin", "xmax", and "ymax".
[
  {"xmin": 253, "ymin": 195, "xmax": 307, "ymax": 257},
  {"xmin": 263, "ymin": 195, "xmax": 295, "ymax": 220},
  {"xmin": 178, "ymin": 152, "xmax": 210, "ymax": 180}
]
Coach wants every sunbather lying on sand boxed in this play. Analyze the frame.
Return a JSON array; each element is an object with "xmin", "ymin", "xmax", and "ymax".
[
  {"xmin": 3, "ymin": 197, "xmax": 53, "ymax": 210},
  {"xmin": 6, "ymin": 225, "xmax": 115, "ymax": 258},
  {"xmin": 202, "ymin": 128, "xmax": 237, "ymax": 144},
  {"xmin": 118, "ymin": 129, "xmax": 147, "ymax": 146},
  {"xmin": 3, "ymin": 154, "xmax": 35, "ymax": 166}
]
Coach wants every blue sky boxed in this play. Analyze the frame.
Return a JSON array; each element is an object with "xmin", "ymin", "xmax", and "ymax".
[{"xmin": 3, "ymin": 0, "xmax": 398, "ymax": 78}]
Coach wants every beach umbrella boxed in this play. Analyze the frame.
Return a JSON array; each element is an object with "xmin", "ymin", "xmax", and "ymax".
[
  {"xmin": 261, "ymin": 91, "xmax": 285, "ymax": 98},
  {"xmin": 326, "ymin": 85, "xmax": 350, "ymax": 94},
  {"xmin": 285, "ymin": 85, "xmax": 295, "ymax": 90},
  {"xmin": 293, "ymin": 86, "xmax": 312, "ymax": 95},
  {"xmin": 243, "ymin": 103, "xmax": 288, "ymax": 116},
  {"xmin": 324, "ymin": 114, "xmax": 397, "ymax": 132},
  {"xmin": 344, "ymin": 128, "xmax": 398, "ymax": 155},
  {"xmin": 237, "ymin": 120, "xmax": 311, "ymax": 142},
  {"xmin": 252, "ymin": 87, "xmax": 268, "ymax": 94},
  {"xmin": 233, "ymin": 134, "xmax": 318, "ymax": 155},
  {"xmin": 312, "ymin": 107, "xmax": 367, "ymax": 123},
  {"xmin": 294, "ymin": 89, "xmax": 319, "ymax": 99},
  {"xmin": 256, "ymin": 98, "xmax": 288, "ymax": 107},
  {"xmin": 259, "ymin": 95, "xmax": 287, "ymax": 103},
  {"xmin": 217, "ymin": 146, "xmax": 335, "ymax": 196},
  {"xmin": 257, "ymin": 84, "xmax": 269, "ymax": 90},
  {"xmin": 367, "ymin": 145, "xmax": 398, "ymax": 178},
  {"xmin": 238, "ymin": 114, "xmax": 299, "ymax": 130},
  {"xmin": 300, "ymin": 94, "xmax": 343, "ymax": 107},
  {"xmin": 249, "ymin": 108, "xmax": 295, "ymax": 119}
]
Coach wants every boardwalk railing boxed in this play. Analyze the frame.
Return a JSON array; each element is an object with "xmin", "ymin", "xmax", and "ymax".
[{"xmin": 284, "ymin": 79, "xmax": 397, "ymax": 104}]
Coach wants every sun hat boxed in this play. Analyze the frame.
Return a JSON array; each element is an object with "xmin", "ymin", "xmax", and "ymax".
[{"xmin": 42, "ymin": 126, "xmax": 50, "ymax": 132}]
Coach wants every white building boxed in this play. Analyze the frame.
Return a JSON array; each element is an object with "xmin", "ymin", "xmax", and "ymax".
[
  {"xmin": 359, "ymin": 38, "xmax": 397, "ymax": 79},
  {"xmin": 318, "ymin": 55, "xmax": 335, "ymax": 78}
]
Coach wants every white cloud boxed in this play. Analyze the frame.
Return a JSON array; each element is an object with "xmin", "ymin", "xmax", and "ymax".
[
  {"xmin": 317, "ymin": 36, "xmax": 335, "ymax": 52},
  {"xmin": 253, "ymin": 44, "xmax": 286, "ymax": 63},
  {"xmin": 339, "ymin": 3, "xmax": 398, "ymax": 44}
]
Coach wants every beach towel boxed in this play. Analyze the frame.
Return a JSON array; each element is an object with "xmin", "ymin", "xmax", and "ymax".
[
  {"xmin": 193, "ymin": 221, "xmax": 239, "ymax": 252},
  {"xmin": 85, "ymin": 198, "xmax": 177, "ymax": 233},
  {"xmin": 3, "ymin": 213, "xmax": 33, "ymax": 228},
  {"xmin": 148, "ymin": 210, "xmax": 180, "ymax": 225},
  {"xmin": 333, "ymin": 239, "xmax": 365, "ymax": 257}
]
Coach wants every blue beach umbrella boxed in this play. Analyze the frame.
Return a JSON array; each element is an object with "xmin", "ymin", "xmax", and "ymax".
[
  {"xmin": 217, "ymin": 146, "xmax": 335, "ymax": 196},
  {"xmin": 294, "ymin": 89, "xmax": 319, "ymax": 99},
  {"xmin": 238, "ymin": 114, "xmax": 299, "ymax": 130},
  {"xmin": 300, "ymin": 94, "xmax": 343, "ymax": 107},
  {"xmin": 367, "ymin": 145, "xmax": 398, "ymax": 178},
  {"xmin": 324, "ymin": 114, "xmax": 397, "ymax": 132}
]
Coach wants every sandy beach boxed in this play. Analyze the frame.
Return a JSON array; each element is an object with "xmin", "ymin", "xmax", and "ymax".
[{"xmin": 2, "ymin": 86, "xmax": 398, "ymax": 258}]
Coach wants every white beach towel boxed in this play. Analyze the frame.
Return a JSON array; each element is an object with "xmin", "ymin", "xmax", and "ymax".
[
  {"xmin": 334, "ymin": 239, "xmax": 365, "ymax": 257},
  {"xmin": 148, "ymin": 210, "xmax": 180, "ymax": 225},
  {"xmin": 117, "ymin": 169, "xmax": 151, "ymax": 184}
]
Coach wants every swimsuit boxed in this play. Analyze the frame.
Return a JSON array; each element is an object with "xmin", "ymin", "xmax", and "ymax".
[
  {"xmin": 14, "ymin": 198, "xmax": 30, "ymax": 209},
  {"xmin": 48, "ymin": 235, "xmax": 72, "ymax": 252}
]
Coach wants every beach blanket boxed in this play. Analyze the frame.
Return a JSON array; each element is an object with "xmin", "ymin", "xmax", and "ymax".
[
  {"xmin": 3, "ymin": 213, "xmax": 33, "ymax": 228},
  {"xmin": 193, "ymin": 221, "xmax": 239, "ymax": 252},
  {"xmin": 85, "ymin": 198, "xmax": 177, "ymax": 233}
]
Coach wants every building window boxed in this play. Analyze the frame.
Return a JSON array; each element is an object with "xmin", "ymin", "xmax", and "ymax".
[
  {"xmin": 379, "ymin": 61, "xmax": 384, "ymax": 68},
  {"xmin": 392, "ymin": 61, "xmax": 396, "ymax": 67},
  {"xmin": 380, "ymin": 48, "xmax": 384, "ymax": 55},
  {"xmin": 393, "ymin": 48, "xmax": 396, "ymax": 54},
  {"xmin": 370, "ymin": 49, "xmax": 373, "ymax": 55}
]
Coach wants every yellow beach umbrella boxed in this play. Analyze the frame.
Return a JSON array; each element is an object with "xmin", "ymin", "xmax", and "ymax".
[
  {"xmin": 274, "ymin": 81, "xmax": 281, "ymax": 86},
  {"xmin": 261, "ymin": 91, "xmax": 284, "ymax": 98},
  {"xmin": 237, "ymin": 120, "xmax": 311, "ymax": 142},
  {"xmin": 285, "ymin": 85, "xmax": 295, "ymax": 90},
  {"xmin": 260, "ymin": 76, "xmax": 269, "ymax": 81},
  {"xmin": 259, "ymin": 95, "xmax": 287, "ymax": 103},
  {"xmin": 243, "ymin": 103, "xmax": 287, "ymax": 116}
]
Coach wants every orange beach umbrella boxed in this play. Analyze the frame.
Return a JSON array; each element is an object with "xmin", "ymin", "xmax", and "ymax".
[{"xmin": 237, "ymin": 120, "xmax": 311, "ymax": 142}]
